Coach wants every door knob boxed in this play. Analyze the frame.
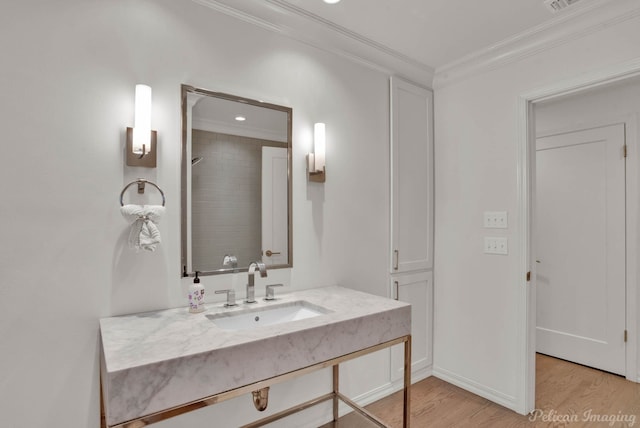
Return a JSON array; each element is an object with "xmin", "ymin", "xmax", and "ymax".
[{"xmin": 265, "ymin": 250, "xmax": 281, "ymax": 257}]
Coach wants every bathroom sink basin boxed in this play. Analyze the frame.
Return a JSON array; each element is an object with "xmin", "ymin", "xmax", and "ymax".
[{"xmin": 207, "ymin": 300, "xmax": 329, "ymax": 330}]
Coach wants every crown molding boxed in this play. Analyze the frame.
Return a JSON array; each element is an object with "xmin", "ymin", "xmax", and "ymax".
[
  {"xmin": 191, "ymin": 0, "xmax": 435, "ymax": 87},
  {"xmin": 433, "ymin": 0, "xmax": 640, "ymax": 89},
  {"xmin": 191, "ymin": 0, "xmax": 283, "ymax": 34}
]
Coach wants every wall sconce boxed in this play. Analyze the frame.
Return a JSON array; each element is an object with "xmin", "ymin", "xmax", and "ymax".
[
  {"xmin": 126, "ymin": 84, "xmax": 157, "ymax": 168},
  {"xmin": 307, "ymin": 123, "xmax": 326, "ymax": 182}
]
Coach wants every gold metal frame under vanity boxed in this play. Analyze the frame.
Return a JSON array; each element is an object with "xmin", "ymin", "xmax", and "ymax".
[{"xmin": 101, "ymin": 335, "xmax": 412, "ymax": 428}]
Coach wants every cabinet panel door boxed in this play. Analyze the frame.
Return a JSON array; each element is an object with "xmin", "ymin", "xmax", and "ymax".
[
  {"xmin": 390, "ymin": 77, "xmax": 433, "ymax": 273},
  {"xmin": 390, "ymin": 271, "xmax": 433, "ymax": 382}
]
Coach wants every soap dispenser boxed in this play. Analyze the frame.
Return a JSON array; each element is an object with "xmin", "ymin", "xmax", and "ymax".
[{"xmin": 189, "ymin": 272, "xmax": 205, "ymax": 313}]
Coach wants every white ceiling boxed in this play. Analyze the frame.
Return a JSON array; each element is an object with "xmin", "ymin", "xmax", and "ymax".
[{"xmin": 284, "ymin": 0, "xmax": 561, "ymax": 69}]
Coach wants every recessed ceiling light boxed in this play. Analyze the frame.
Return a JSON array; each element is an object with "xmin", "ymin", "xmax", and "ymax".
[
  {"xmin": 323, "ymin": 0, "xmax": 341, "ymax": 4},
  {"xmin": 235, "ymin": 116, "xmax": 246, "ymax": 121}
]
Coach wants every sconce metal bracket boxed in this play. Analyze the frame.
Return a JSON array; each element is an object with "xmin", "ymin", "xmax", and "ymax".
[
  {"xmin": 126, "ymin": 127, "xmax": 157, "ymax": 168},
  {"xmin": 308, "ymin": 168, "xmax": 326, "ymax": 183},
  {"xmin": 306, "ymin": 154, "xmax": 326, "ymax": 183}
]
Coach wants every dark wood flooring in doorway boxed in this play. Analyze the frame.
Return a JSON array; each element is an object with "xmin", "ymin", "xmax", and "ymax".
[{"xmin": 319, "ymin": 354, "xmax": 640, "ymax": 427}]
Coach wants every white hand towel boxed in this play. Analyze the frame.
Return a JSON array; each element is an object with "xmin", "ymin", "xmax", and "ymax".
[{"xmin": 120, "ymin": 205, "xmax": 166, "ymax": 252}]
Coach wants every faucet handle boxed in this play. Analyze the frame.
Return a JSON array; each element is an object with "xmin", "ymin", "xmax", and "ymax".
[
  {"xmin": 249, "ymin": 260, "xmax": 268, "ymax": 278},
  {"xmin": 215, "ymin": 289, "xmax": 237, "ymax": 307},
  {"xmin": 265, "ymin": 284, "xmax": 283, "ymax": 301}
]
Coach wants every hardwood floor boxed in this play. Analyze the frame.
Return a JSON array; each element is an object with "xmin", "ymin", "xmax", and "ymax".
[{"xmin": 319, "ymin": 354, "xmax": 640, "ymax": 427}]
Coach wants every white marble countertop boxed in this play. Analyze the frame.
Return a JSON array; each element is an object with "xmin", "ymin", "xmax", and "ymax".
[{"xmin": 100, "ymin": 286, "xmax": 411, "ymax": 426}]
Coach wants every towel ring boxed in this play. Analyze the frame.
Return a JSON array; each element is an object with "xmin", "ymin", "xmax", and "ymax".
[{"xmin": 120, "ymin": 179, "xmax": 166, "ymax": 207}]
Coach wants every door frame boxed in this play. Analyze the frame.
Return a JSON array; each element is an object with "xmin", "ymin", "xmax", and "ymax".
[{"xmin": 517, "ymin": 57, "xmax": 640, "ymax": 414}]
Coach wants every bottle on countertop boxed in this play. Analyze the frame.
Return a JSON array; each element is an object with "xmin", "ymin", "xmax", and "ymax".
[{"xmin": 189, "ymin": 271, "xmax": 205, "ymax": 313}]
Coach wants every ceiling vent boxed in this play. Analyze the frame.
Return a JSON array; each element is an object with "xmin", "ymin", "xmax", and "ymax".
[{"xmin": 544, "ymin": 0, "xmax": 582, "ymax": 13}]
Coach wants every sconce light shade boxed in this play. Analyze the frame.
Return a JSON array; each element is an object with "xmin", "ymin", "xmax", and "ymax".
[
  {"xmin": 126, "ymin": 84, "xmax": 157, "ymax": 168},
  {"xmin": 133, "ymin": 85, "xmax": 152, "ymax": 155},
  {"xmin": 307, "ymin": 122, "xmax": 326, "ymax": 183}
]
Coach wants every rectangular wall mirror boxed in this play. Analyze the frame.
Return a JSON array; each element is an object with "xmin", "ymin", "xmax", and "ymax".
[{"xmin": 181, "ymin": 84, "xmax": 293, "ymax": 277}]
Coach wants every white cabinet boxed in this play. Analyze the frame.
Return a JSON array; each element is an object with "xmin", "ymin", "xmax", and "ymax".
[
  {"xmin": 389, "ymin": 77, "xmax": 434, "ymax": 384},
  {"xmin": 390, "ymin": 271, "xmax": 433, "ymax": 382},
  {"xmin": 390, "ymin": 77, "xmax": 434, "ymax": 273}
]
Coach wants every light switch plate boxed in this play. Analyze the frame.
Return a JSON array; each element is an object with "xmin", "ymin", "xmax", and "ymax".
[
  {"xmin": 484, "ymin": 237, "xmax": 508, "ymax": 255},
  {"xmin": 484, "ymin": 211, "xmax": 508, "ymax": 229}
]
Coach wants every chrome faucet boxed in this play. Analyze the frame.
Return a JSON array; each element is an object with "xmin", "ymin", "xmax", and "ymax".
[
  {"xmin": 246, "ymin": 261, "xmax": 267, "ymax": 303},
  {"xmin": 222, "ymin": 254, "xmax": 238, "ymax": 272}
]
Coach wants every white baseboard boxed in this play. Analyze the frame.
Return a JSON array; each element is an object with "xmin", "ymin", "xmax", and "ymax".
[
  {"xmin": 412, "ymin": 365, "xmax": 433, "ymax": 384},
  {"xmin": 433, "ymin": 365, "xmax": 517, "ymax": 411}
]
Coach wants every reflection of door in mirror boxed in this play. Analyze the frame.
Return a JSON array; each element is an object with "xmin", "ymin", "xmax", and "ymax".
[{"xmin": 262, "ymin": 147, "xmax": 288, "ymax": 266}]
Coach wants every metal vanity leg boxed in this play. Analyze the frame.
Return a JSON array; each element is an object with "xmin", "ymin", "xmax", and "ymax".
[
  {"xmin": 333, "ymin": 364, "xmax": 339, "ymax": 422},
  {"xmin": 404, "ymin": 336, "xmax": 412, "ymax": 428},
  {"xmin": 100, "ymin": 374, "xmax": 107, "ymax": 428}
]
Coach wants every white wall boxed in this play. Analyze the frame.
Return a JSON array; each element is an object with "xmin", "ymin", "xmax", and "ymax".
[
  {"xmin": 0, "ymin": 1, "xmax": 393, "ymax": 427},
  {"xmin": 535, "ymin": 76, "xmax": 640, "ymax": 135},
  {"xmin": 433, "ymin": 13, "xmax": 640, "ymax": 412}
]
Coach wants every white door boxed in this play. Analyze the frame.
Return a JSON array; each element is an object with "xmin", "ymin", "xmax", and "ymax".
[
  {"xmin": 261, "ymin": 147, "xmax": 288, "ymax": 266},
  {"xmin": 536, "ymin": 124, "xmax": 626, "ymax": 375}
]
